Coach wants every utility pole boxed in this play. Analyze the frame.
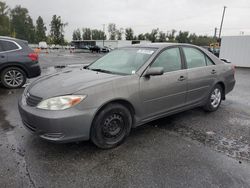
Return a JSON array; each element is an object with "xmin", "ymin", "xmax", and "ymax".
[
  {"xmin": 218, "ymin": 6, "xmax": 227, "ymax": 39},
  {"xmin": 214, "ymin": 27, "xmax": 217, "ymax": 38},
  {"xmin": 102, "ymin": 24, "xmax": 105, "ymax": 47}
]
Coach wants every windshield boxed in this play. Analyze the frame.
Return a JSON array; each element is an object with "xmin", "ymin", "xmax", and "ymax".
[{"xmin": 87, "ymin": 48, "xmax": 156, "ymax": 75}]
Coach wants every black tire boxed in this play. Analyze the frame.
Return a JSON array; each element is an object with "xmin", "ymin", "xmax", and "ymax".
[
  {"xmin": 91, "ymin": 103, "xmax": 132, "ymax": 149},
  {"xmin": 0, "ymin": 67, "xmax": 26, "ymax": 89},
  {"xmin": 203, "ymin": 84, "xmax": 223, "ymax": 112}
]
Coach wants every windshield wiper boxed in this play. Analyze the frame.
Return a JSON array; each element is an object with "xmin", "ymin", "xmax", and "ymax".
[
  {"xmin": 89, "ymin": 68, "xmax": 129, "ymax": 75},
  {"xmin": 90, "ymin": 68, "xmax": 114, "ymax": 74}
]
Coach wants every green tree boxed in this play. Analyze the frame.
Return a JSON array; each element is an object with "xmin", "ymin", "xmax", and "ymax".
[
  {"xmin": 49, "ymin": 15, "xmax": 67, "ymax": 45},
  {"xmin": 125, "ymin": 28, "xmax": 134, "ymax": 40},
  {"xmin": 158, "ymin": 31, "xmax": 166, "ymax": 42},
  {"xmin": 175, "ymin": 31, "xmax": 190, "ymax": 43},
  {"xmin": 91, "ymin": 29, "xmax": 106, "ymax": 40},
  {"xmin": 144, "ymin": 33, "xmax": 151, "ymax": 41},
  {"xmin": 192, "ymin": 35, "xmax": 215, "ymax": 46},
  {"xmin": 35, "ymin": 16, "xmax": 47, "ymax": 43},
  {"xmin": 138, "ymin": 33, "xmax": 145, "ymax": 40},
  {"xmin": 26, "ymin": 16, "xmax": 35, "ymax": 43},
  {"xmin": 150, "ymin": 28, "xmax": 159, "ymax": 42},
  {"xmin": 82, "ymin": 28, "xmax": 91, "ymax": 40},
  {"xmin": 72, "ymin": 28, "xmax": 81, "ymax": 40},
  {"xmin": 166, "ymin": 29, "xmax": 176, "ymax": 42},
  {"xmin": 116, "ymin": 28, "xmax": 123, "ymax": 40},
  {"xmin": 108, "ymin": 23, "xmax": 116, "ymax": 40},
  {"xmin": 10, "ymin": 5, "xmax": 35, "ymax": 42},
  {"xmin": 0, "ymin": 1, "xmax": 10, "ymax": 36}
]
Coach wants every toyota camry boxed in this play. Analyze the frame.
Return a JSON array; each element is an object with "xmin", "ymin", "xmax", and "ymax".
[{"xmin": 18, "ymin": 43, "xmax": 235, "ymax": 149}]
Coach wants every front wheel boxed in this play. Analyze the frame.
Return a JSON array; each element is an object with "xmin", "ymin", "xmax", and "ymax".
[
  {"xmin": 91, "ymin": 103, "xmax": 132, "ymax": 149},
  {"xmin": 203, "ymin": 84, "xmax": 222, "ymax": 112}
]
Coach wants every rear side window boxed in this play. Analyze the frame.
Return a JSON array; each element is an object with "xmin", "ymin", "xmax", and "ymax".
[
  {"xmin": 183, "ymin": 47, "xmax": 206, "ymax": 69},
  {"xmin": 151, "ymin": 48, "xmax": 182, "ymax": 73},
  {"xmin": 0, "ymin": 40, "xmax": 19, "ymax": 51}
]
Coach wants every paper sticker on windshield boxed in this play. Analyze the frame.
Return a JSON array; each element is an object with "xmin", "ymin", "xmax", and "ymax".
[
  {"xmin": 132, "ymin": 70, "xmax": 136, "ymax": 74},
  {"xmin": 137, "ymin": 49, "xmax": 154, "ymax": 55}
]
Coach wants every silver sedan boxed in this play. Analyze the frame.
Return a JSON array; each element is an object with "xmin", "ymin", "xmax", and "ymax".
[{"xmin": 18, "ymin": 43, "xmax": 235, "ymax": 149}]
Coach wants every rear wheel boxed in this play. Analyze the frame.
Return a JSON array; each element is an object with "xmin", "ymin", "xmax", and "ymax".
[
  {"xmin": 91, "ymin": 103, "xmax": 132, "ymax": 149},
  {"xmin": 0, "ymin": 67, "xmax": 26, "ymax": 89},
  {"xmin": 203, "ymin": 84, "xmax": 222, "ymax": 112}
]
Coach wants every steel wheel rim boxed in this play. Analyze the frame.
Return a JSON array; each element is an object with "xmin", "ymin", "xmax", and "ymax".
[
  {"xmin": 4, "ymin": 70, "xmax": 24, "ymax": 87},
  {"xmin": 210, "ymin": 88, "xmax": 221, "ymax": 108},
  {"xmin": 102, "ymin": 113, "xmax": 125, "ymax": 141}
]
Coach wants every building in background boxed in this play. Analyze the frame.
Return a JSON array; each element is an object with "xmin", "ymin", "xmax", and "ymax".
[{"xmin": 220, "ymin": 36, "xmax": 250, "ymax": 67}]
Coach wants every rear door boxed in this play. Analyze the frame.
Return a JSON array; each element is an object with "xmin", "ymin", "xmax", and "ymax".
[
  {"xmin": 140, "ymin": 47, "xmax": 187, "ymax": 119},
  {"xmin": 182, "ymin": 47, "xmax": 217, "ymax": 105}
]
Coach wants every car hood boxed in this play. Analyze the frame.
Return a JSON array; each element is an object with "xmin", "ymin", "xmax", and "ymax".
[{"xmin": 27, "ymin": 68, "xmax": 121, "ymax": 99}]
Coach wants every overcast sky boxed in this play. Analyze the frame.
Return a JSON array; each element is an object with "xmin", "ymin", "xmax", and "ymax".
[{"xmin": 7, "ymin": 0, "xmax": 250, "ymax": 41}]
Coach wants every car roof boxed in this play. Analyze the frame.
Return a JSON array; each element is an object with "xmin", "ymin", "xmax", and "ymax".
[
  {"xmin": 0, "ymin": 36, "xmax": 28, "ymax": 44},
  {"xmin": 130, "ymin": 42, "xmax": 199, "ymax": 49}
]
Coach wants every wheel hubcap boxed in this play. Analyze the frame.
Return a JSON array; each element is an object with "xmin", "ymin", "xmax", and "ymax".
[
  {"xmin": 102, "ymin": 113, "xmax": 124, "ymax": 139},
  {"xmin": 4, "ymin": 70, "xmax": 24, "ymax": 87},
  {"xmin": 210, "ymin": 88, "xmax": 221, "ymax": 108}
]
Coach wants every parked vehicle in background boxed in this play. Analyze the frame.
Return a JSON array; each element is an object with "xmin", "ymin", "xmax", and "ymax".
[
  {"xmin": 18, "ymin": 43, "xmax": 235, "ymax": 149},
  {"xmin": 64, "ymin": 45, "xmax": 75, "ymax": 50},
  {"xmin": 49, "ymin": 44, "xmax": 56, "ymax": 49},
  {"xmin": 100, "ymin": 46, "xmax": 112, "ymax": 53},
  {"xmin": 0, "ymin": 36, "xmax": 41, "ymax": 88},
  {"xmin": 90, "ymin": 45, "xmax": 101, "ymax": 53},
  {"xmin": 38, "ymin": 41, "xmax": 48, "ymax": 49}
]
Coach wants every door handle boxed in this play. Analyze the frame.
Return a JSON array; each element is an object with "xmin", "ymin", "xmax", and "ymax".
[
  {"xmin": 178, "ymin": 76, "xmax": 185, "ymax": 81},
  {"xmin": 211, "ymin": 69, "xmax": 217, "ymax": 74},
  {"xmin": 0, "ymin": 55, "xmax": 5, "ymax": 58}
]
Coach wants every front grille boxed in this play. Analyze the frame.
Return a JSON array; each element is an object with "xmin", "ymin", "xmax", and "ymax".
[
  {"xmin": 26, "ymin": 93, "xmax": 42, "ymax": 107},
  {"xmin": 22, "ymin": 120, "xmax": 37, "ymax": 132}
]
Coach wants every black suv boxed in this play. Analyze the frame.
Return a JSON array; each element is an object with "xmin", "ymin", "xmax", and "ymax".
[
  {"xmin": 89, "ymin": 45, "xmax": 101, "ymax": 53},
  {"xmin": 0, "ymin": 36, "xmax": 41, "ymax": 88}
]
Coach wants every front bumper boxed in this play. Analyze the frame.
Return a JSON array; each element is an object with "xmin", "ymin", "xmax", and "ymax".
[{"xmin": 18, "ymin": 97, "xmax": 96, "ymax": 143}]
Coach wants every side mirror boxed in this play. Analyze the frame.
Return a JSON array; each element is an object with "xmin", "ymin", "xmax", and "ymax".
[
  {"xmin": 220, "ymin": 59, "xmax": 231, "ymax": 63},
  {"xmin": 83, "ymin": 63, "xmax": 91, "ymax": 69},
  {"xmin": 144, "ymin": 67, "xmax": 164, "ymax": 77}
]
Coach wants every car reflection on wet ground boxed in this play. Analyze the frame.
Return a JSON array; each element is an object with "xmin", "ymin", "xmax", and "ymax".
[{"xmin": 0, "ymin": 51, "xmax": 250, "ymax": 187}]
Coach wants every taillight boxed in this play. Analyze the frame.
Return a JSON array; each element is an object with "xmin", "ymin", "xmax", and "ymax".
[{"xmin": 28, "ymin": 53, "xmax": 38, "ymax": 61}]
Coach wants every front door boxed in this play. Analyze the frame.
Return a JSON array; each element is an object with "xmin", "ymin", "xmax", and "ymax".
[{"xmin": 140, "ymin": 47, "xmax": 187, "ymax": 120}]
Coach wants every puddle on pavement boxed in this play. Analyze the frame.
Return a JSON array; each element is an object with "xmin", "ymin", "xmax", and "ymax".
[
  {"xmin": 0, "ymin": 87, "xmax": 8, "ymax": 96},
  {"xmin": 150, "ymin": 115, "xmax": 250, "ymax": 162},
  {"xmin": 0, "ymin": 105, "xmax": 14, "ymax": 131}
]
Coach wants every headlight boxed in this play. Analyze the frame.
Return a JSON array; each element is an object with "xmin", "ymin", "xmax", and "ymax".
[{"xmin": 37, "ymin": 95, "xmax": 87, "ymax": 110}]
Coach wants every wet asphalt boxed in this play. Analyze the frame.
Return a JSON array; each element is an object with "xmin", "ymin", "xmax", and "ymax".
[{"xmin": 0, "ymin": 51, "xmax": 250, "ymax": 188}]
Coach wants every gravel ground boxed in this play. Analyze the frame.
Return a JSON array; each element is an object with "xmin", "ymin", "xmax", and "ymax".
[{"xmin": 0, "ymin": 51, "xmax": 249, "ymax": 188}]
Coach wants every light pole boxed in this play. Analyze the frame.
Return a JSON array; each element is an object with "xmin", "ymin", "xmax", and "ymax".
[
  {"xmin": 102, "ymin": 24, "xmax": 105, "ymax": 47},
  {"xmin": 214, "ymin": 27, "xmax": 217, "ymax": 39},
  {"xmin": 218, "ymin": 6, "xmax": 227, "ymax": 39}
]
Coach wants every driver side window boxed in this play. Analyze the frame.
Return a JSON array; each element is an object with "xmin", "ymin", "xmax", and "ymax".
[{"xmin": 151, "ymin": 48, "xmax": 182, "ymax": 73}]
